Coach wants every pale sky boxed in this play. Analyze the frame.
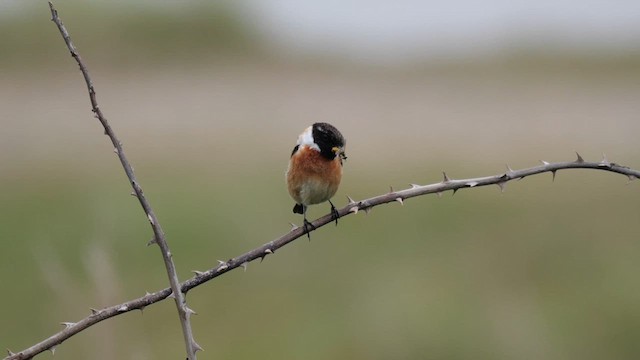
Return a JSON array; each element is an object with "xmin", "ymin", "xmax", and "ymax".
[
  {"xmin": 244, "ymin": 0, "xmax": 640, "ymax": 60},
  {"xmin": 4, "ymin": 0, "xmax": 640, "ymax": 61}
]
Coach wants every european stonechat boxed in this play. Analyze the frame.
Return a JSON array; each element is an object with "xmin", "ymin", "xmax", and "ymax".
[{"xmin": 286, "ymin": 122, "xmax": 347, "ymax": 239}]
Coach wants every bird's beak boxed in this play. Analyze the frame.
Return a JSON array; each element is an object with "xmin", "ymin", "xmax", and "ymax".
[{"xmin": 332, "ymin": 146, "xmax": 347, "ymax": 160}]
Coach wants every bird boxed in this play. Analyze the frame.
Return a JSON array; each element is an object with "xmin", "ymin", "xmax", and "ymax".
[{"xmin": 286, "ymin": 122, "xmax": 347, "ymax": 240}]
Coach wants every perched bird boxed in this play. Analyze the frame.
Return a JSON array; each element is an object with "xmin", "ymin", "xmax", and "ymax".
[{"xmin": 286, "ymin": 123, "xmax": 347, "ymax": 239}]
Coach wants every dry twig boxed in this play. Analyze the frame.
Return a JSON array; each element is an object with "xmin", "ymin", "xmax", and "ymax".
[
  {"xmin": 42, "ymin": 2, "xmax": 199, "ymax": 359},
  {"xmin": 5, "ymin": 153, "xmax": 639, "ymax": 360}
]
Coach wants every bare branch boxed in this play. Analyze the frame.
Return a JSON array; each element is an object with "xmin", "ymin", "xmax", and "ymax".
[
  {"xmin": 5, "ymin": 157, "xmax": 638, "ymax": 360},
  {"xmin": 5, "ymin": 289, "xmax": 171, "ymax": 360},
  {"xmin": 45, "ymin": 2, "xmax": 198, "ymax": 359}
]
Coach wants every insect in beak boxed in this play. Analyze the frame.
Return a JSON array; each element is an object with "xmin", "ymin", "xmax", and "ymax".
[{"xmin": 332, "ymin": 146, "xmax": 347, "ymax": 160}]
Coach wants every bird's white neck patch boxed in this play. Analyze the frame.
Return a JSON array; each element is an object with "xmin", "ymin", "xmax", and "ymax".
[{"xmin": 297, "ymin": 126, "xmax": 320, "ymax": 151}]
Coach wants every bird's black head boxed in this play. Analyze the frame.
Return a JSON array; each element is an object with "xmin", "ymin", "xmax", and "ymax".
[{"xmin": 312, "ymin": 122, "xmax": 346, "ymax": 161}]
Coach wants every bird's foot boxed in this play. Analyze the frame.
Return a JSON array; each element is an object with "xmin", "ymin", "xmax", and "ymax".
[
  {"xmin": 303, "ymin": 218, "xmax": 316, "ymax": 241},
  {"xmin": 329, "ymin": 200, "xmax": 339, "ymax": 226}
]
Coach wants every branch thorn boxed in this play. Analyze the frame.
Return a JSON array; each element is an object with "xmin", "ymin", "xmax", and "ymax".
[
  {"xmin": 289, "ymin": 222, "xmax": 298, "ymax": 231},
  {"xmin": 506, "ymin": 164, "xmax": 514, "ymax": 173},
  {"xmin": 388, "ymin": 185, "xmax": 394, "ymax": 193},
  {"xmin": 346, "ymin": 195, "xmax": 356, "ymax": 204},
  {"xmin": 7, "ymin": 349, "xmax": 15, "ymax": 356},
  {"xmin": 551, "ymin": 170, "xmax": 557, "ymax": 182},
  {"xmin": 90, "ymin": 308, "xmax": 100, "ymax": 315},
  {"xmin": 50, "ymin": 346, "xmax": 56, "ymax": 355},
  {"xmin": 497, "ymin": 182, "xmax": 506, "ymax": 193},
  {"xmin": 217, "ymin": 260, "xmax": 229, "ymax": 271},
  {"xmin": 540, "ymin": 160, "xmax": 550, "ymax": 165},
  {"xmin": 260, "ymin": 248, "xmax": 273, "ymax": 262},
  {"xmin": 192, "ymin": 270, "xmax": 206, "ymax": 276},
  {"xmin": 395, "ymin": 197, "xmax": 404, "ymax": 205},
  {"xmin": 117, "ymin": 305, "xmax": 128, "ymax": 312},
  {"xmin": 146, "ymin": 237, "xmax": 157, "ymax": 246},
  {"xmin": 193, "ymin": 341, "xmax": 204, "ymax": 352},
  {"xmin": 575, "ymin": 152, "xmax": 585, "ymax": 163},
  {"xmin": 185, "ymin": 307, "xmax": 197, "ymax": 317},
  {"xmin": 410, "ymin": 183, "xmax": 420, "ymax": 189},
  {"xmin": 60, "ymin": 322, "xmax": 75, "ymax": 329},
  {"xmin": 466, "ymin": 181, "xmax": 478, "ymax": 187},
  {"xmin": 349, "ymin": 206, "xmax": 359, "ymax": 214},
  {"xmin": 241, "ymin": 262, "xmax": 249, "ymax": 272},
  {"xmin": 599, "ymin": 153, "xmax": 610, "ymax": 167},
  {"xmin": 442, "ymin": 172, "xmax": 451, "ymax": 183}
]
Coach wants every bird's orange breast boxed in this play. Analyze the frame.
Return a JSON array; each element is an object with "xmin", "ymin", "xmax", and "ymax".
[{"xmin": 286, "ymin": 146, "xmax": 343, "ymax": 206}]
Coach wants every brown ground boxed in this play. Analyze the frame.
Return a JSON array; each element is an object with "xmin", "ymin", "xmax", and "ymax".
[{"xmin": 1, "ymin": 61, "xmax": 638, "ymax": 177}]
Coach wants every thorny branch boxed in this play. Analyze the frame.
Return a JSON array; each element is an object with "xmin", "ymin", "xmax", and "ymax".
[
  {"xmin": 5, "ymin": 154, "xmax": 639, "ymax": 360},
  {"xmin": 41, "ymin": 2, "xmax": 200, "ymax": 360}
]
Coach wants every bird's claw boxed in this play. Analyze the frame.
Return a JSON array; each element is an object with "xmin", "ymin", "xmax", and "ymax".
[
  {"xmin": 303, "ymin": 218, "xmax": 316, "ymax": 241},
  {"xmin": 329, "ymin": 200, "xmax": 339, "ymax": 226}
]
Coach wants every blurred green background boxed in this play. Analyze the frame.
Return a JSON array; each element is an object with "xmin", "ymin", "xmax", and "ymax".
[{"xmin": 1, "ymin": 1, "xmax": 640, "ymax": 359}]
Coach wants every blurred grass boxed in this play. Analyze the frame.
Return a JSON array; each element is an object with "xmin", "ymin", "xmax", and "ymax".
[{"xmin": 1, "ymin": 160, "xmax": 640, "ymax": 359}]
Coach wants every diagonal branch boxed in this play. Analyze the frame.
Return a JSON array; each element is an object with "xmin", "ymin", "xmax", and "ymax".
[
  {"xmin": 45, "ymin": 2, "xmax": 199, "ymax": 359},
  {"xmin": 5, "ymin": 155, "xmax": 639, "ymax": 360}
]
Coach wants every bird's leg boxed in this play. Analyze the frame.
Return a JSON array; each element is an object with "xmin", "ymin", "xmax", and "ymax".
[
  {"xmin": 302, "ymin": 205, "xmax": 315, "ymax": 241},
  {"xmin": 329, "ymin": 199, "xmax": 339, "ymax": 226}
]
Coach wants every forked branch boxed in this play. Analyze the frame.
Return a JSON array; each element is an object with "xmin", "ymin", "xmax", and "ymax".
[{"xmin": 5, "ymin": 154, "xmax": 639, "ymax": 360}]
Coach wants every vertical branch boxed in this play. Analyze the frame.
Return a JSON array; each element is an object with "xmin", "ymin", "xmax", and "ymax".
[{"xmin": 47, "ymin": 2, "xmax": 199, "ymax": 359}]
